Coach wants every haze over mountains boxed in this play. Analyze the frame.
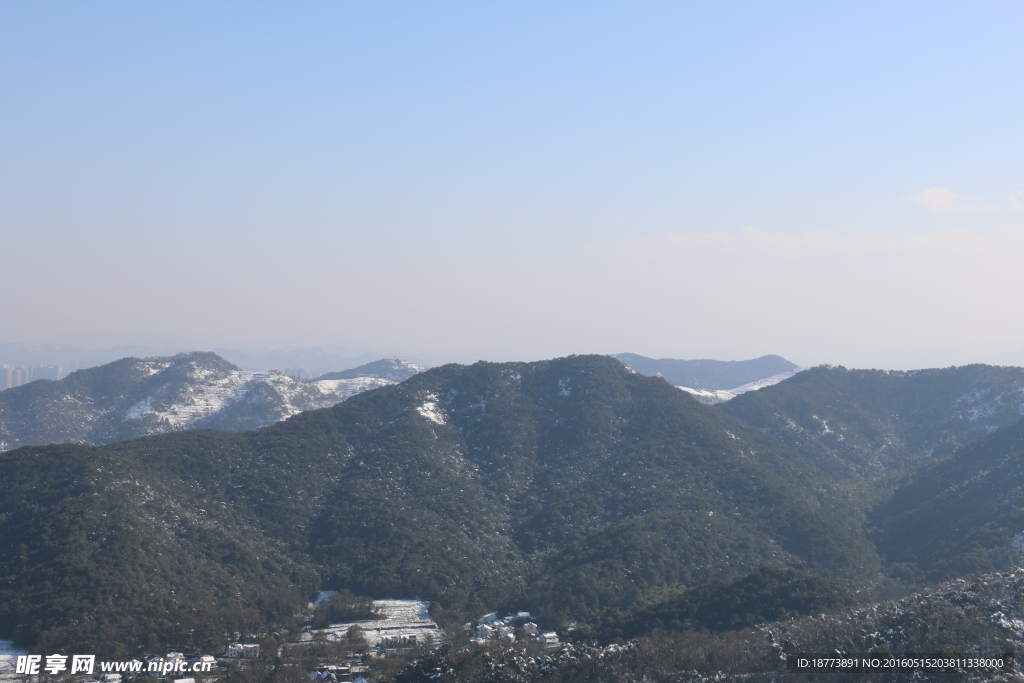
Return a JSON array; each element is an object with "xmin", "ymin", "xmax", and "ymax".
[{"xmin": 0, "ymin": 343, "xmax": 421, "ymax": 377}]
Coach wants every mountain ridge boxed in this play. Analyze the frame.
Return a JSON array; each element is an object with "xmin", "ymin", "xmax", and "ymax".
[
  {"xmin": 719, "ymin": 363, "xmax": 1024, "ymax": 509},
  {"xmin": 614, "ymin": 353, "xmax": 798, "ymax": 390},
  {"xmin": 0, "ymin": 352, "xmax": 424, "ymax": 451}
]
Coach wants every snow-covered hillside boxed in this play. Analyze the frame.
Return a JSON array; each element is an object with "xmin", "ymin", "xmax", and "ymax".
[
  {"xmin": 677, "ymin": 369, "xmax": 802, "ymax": 405},
  {"xmin": 125, "ymin": 364, "xmax": 394, "ymax": 428},
  {"xmin": 0, "ymin": 352, "xmax": 425, "ymax": 451}
]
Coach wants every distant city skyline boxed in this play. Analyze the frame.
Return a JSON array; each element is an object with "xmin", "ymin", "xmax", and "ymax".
[
  {"xmin": 2, "ymin": 364, "xmax": 63, "ymax": 389},
  {"xmin": 3, "ymin": 3, "xmax": 1022, "ymax": 370}
]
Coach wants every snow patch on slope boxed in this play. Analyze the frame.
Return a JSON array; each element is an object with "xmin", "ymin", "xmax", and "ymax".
[
  {"xmin": 417, "ymin": 395, "xmax": 447, "ymax": 424},
  {"xmin": 678, "ymin": 369, "xmax": 802, "ymax": 405},
  {"xmin": 124, "ymin": 366, "xmax": 405, "ymax": 432}
]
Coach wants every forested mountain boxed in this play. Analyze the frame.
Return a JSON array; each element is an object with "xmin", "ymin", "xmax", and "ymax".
[
  {"xmin": 614, "ymin": 353, "xmax": 798, "ymax": 390},
  {"xmin": 0, "ymin": 352, "xmax": 422, "ymax": 451},
  {"xmin": 0, "ymin": 355, "xmax": 881, "ymax": 656},
  {"xmin": 871, "ymin": 414, "xmax": 1024, "ymax": 583},
  {"xmin": 719, "ymin": 364, "xmax": 1024, "ymax": 506}
]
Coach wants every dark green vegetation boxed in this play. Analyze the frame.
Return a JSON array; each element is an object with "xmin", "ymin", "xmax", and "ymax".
[
  {"xmin": 720, "ymin": 364, "xmax": 1024, "ymax": 507},
  {"xmin": 718, "ymin": 363, "xmax": 1024, "ymax": 592},
  {"xmin": 872, "ymin": 415, "xmax": 1024, "ymax": 583},
  {"xmin": 310, "ymin": 590, "xmax": 379, "ymax": 628},
  {"xmin": 1, "ymin": 355, "xmax": 881, "ymax": 655},
  {"xmin": 614, "ymin": 353, "xmax": 797, "ymax": 389},
  {"xmin": 0, "ymin": 440, "xmax": 315, "ymax": 658},
  {"xmin": 606, "ymin": 566, "xmax": 854, "ymax": 639},
  {"xmin": 392, "ymin": 570, "xmax": 1024, "ymax": 682}
]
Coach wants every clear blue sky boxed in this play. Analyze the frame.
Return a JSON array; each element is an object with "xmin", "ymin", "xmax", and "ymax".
[{"xmin": 3, "ymin": 2, "xmax": 1022, "ymax": 368}]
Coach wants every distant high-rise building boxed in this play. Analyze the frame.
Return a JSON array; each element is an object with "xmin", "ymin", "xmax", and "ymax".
[
  {"xmin": 0, "ymin": 365, "xmax": 62, "ymax": 389},
  {"xmin": 1, "ymin": 365, "xmax": 26, "ymax": 389},
  {"xmin": 30, "ymin": 366, "xmax": 63, "ymax": 381}
]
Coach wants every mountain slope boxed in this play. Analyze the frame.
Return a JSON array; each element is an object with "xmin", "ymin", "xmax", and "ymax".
[
  {"xmin": 0, "ymin": 352, "xmax": 420, "ymax": 450},
  {"xmin": 719, "ymin": 364, "xmax": 1024, "ymax": 507},
  {"xmin": 0, "ymin": 355, "xmax": 882, "ymax": 655},
  {"xmin": 503, "ymin": 569, "xmax": 1024, "ymax": 683},
  {"xmin": 871, "ymin": 415, "xmax": 1024, "ymax": 582},
  {"xmin": 0, "ymin": 439, "xmax": 316, "ymax": 657},
  {"xmin": 614, "ymin": 353, "xmax": 798, "ymax": 390}
]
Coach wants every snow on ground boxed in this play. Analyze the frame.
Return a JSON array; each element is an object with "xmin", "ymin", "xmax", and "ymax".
[
  {"xmin": 677, "ymin": 369, "xmax": 802, "ymax": 406},
  {"xmin": 0, "ymin": 640, "xmax": 27, "ymax": 681},
  {"xmin": 729, "ymin": 369, "xmax": 802, "ymax": 394},
  {"xmin": 125, "ymin": 368, "xmax": 399, "ymax": 431},
  {"xmin": 314, "ymin": 377, "xmax": 394, "ymax": 400},
  {"xmin": 417, "ymin": 395, "xmax": 447, "ymax": 424},
  {"xmin": 677, "ymin": 387, "xmax": 738, "ymax": 405},
  {"xmin": 128, "ymin": 370, "xmax": 266, "ymax": 426},
  {"xmin": 312, "ymin": 590, "xmax": 338, "ymax": 606},
  {"xmin": 306, "ymin": 599, "xmax": 444, "ymax": 649}
]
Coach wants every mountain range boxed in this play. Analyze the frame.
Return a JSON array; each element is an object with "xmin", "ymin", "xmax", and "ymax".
[
  {"xmin": 0, "ymin": 355, "xmax": 879, "ymax": 656},
  {"xmin": 5, "ymin": 353, "xmax": 1024, "ymax": 669},
  {"xmin": 0, "ymin": 352, "xmax": 424, "ymax": 451}
]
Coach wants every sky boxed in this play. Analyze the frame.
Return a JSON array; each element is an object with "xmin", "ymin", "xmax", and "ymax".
[{"xmin": 2, "ymin": 1, "xmax": 1023, "ymax": 369}]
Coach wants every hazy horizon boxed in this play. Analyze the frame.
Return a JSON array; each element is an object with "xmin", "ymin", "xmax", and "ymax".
[{"xmin": 3, "ymin": 3, "xmax": 1022, "ymax": 371}]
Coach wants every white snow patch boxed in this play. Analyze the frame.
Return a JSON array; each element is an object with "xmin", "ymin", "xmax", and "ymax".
[
  {"xmin": 312, "ymin": 590, "xmax": 338, "ymax": 606},
  {"xmin": 729, "ymin": 369, "xmax": 801, "ymax": 394},
  {"xmin": 676, "ymin": 368, "xmax": 802, "ymax": 405},
  {"xmin": 315, "ymin": 377, "xmax": 395, "ymax": 399},
  {"xmin": 417, "ymin": 398, "xmax": 446, "ymax": 425},
  {"xmin": 678, "ymin": 386, "xmax": 737, "ymax": 405},
  {"xmin": 121, "ymin": 361, "xmax": 398, "ymax": 433}
]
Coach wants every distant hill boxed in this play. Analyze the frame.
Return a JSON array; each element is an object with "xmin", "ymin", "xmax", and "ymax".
[
  {"xmin": 316, "ymin": 358, "xmax": 424, "ymax": 382},
  {"xmin": 613, "ymin": 353, "xmax": 799, "ymax": 391},
  {"xmin": 0, "ymin": 355, "xmax": 881, "ymax": 655},
  {"xmin": 0, "ymin": 352, "xmax": 422, "ymax": 451},
  {"xmin": 214, "ymin": 345, "xmax": 383, "ymax": 378},
  {"xmin": 719, "ymin": 364, "xmax": 1024, "ymax": 508}
]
